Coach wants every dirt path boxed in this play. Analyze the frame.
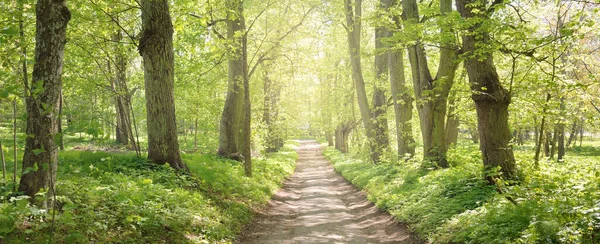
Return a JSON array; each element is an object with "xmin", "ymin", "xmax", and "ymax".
[{"xmin": 237, "ymin": 140, "xmax": 422, "ymax": 244}]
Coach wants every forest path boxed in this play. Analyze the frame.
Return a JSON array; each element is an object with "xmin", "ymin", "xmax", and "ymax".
[{"xmin": 236, "ymin": 140, "xmax": 422, "ymax": 243}]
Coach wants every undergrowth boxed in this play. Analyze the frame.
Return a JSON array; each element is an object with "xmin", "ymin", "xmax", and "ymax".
[
  {"xmin": 0, "ymin": 144, "xmax": 297, "ymax": 243},
  {"xmin": 324, "ymin": 143, "xmax": 600, "ymax": 243}
]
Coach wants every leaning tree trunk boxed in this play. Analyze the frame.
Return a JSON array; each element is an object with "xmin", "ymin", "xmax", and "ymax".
[
  {"xmin": 344, "ymin": 0, "xmax": 380, "ymax": 162},
  {"xmin": 457, "ymin": 0, "xmax": 516, "ymax": 181},
  {"xmin": 139, "ymin": 0, "xmax": 188, "ymax": 172},
  {"xmin": 218, "ymin": 0, "xmax": 246, "ymax": 160},
  {"xmin": 19, "ymin": 0, "xmax": 70, "ymax": 202}
]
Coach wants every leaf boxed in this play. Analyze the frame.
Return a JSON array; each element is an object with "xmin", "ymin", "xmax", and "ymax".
[
  {"xmin": 32, "ymin": 148, "xmax": 45, "ymax": 155},
  {"xmin": 1, "ymin": 27, "xmax": 19, "ymax": 36}
]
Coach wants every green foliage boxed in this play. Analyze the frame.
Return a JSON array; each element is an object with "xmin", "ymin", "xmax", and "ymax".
[
  {"xmin": 324, "ymin": 143, "xmax": 600, "ymax": 243},
  {"xmin": 0, "ymin": 144, "xmax": 297, "ymax": 243}
]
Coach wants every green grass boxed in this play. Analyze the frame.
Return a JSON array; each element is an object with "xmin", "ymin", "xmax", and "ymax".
[
  {"xmin": 324, "ymin": 141, "xmax": 600, "ymax": 243},
  {"xmin": 0, "ymin": 143, "xmax": 297, "ymax": 243}
]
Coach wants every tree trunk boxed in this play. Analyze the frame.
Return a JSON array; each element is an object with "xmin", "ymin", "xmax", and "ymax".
[
  {"xmin": 327, "ymin": 132, "xmax": 334, "ymax": 147},
  {"xmin": 402, "ymin": 0, "xmax": 457, "ymax": 167},
  {"xmin": 194, "ymin": 116, "xmax": 199, "ymax": 150},
  {"xmin": 139, "ymin": 0, "xmax": 188, "ymax": 172},
  {"xmin": 557, "ymin": 99, "xmax": 565, "ymax": 161},
  {"xmin": 13, "ymin": 100, "xmax": 18, "ymax": 191},
  {"xmin": 218, "ymin": 0, "xmax": 246, "ymax": 160},
  {"xmin": 58, "ymin": 91, "xmax": 64, "ymax": 150},
  {"xmin": 566, "ymin": 119, "xmax": 577, "ymax": 148},
  {"xmin": 544, "ymin": 131, "xmax": 551, "ymax": 157},
  {"xmin": 534, "ymin": 93, "xmax": 551, "ymax": 166},
  {"xmin": 579, "ymin": 119, "xmax": 583, "ymax": 146},
  {"xmin": 457, "ymin": 0, "xmax": 516, "ymax": 181},
  {"xmin": 388, "ymin": 0, "xmax": 415, "ymax": 158},
  {"xmin": 19, "ymin": 0, "xmax": 70, "ymax": 202},
  {"xmin": 445, "ymin": 91, "xmax": 460, "ymax": 147},
  {"xmin": 373, "ymin": 0, "xmax": 391, "ymax": 157},
  {"xmin": 550, "ymin": 126, "xmax": 558, "ymax": 159},
  {"xmin": 344, "ymin": 0, "xmax": 380, "ymax": 162}
]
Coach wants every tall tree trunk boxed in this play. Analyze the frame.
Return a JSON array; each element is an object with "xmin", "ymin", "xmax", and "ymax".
[
  {"xmin": 557, "ymin": 99, "xmax": 565, "ymax": 161},
  {"xmin": 373, "ymin": 0, "xmax": 391, "ymax": 157},
  {"xmin": 566, "ymin": 119, "xmax": 577, "ymax": 148},
  {"xmin": 544, "ymin": 131, "xmax": 551, "ymax": 157},
  {"xmin": 402, "ymin": 0, "xmax": 457, "ymax": 167},
  {"xmin": 139, "ymin": 0, "xmax": 188, "ymax": 172},
  {"xmin": 445, "ymin": 91, "xmax": 460, "ymax": 147},
  {"xmin": 58, "ymin": 91, "xmax": 64, "ymax": 150},
  {"xmin": 344, "ymin": 0, "xmax": 380, "ymax": 162},
  {"xmin": 19, "ymin": 0, "xmax": 70, "ymax": 201},
  {"xmin": 579, "ymin": 119, "xmax": 583, "ymax": 146},
  {"xmin": 457, "ymin": 0, "xmax": 516, "ymax": 181},
  {"xmin": 534, "ymin": 93, "xmax": 551, "ymax": 166},
  {"xmin": 388, "ymin": 0, "xmax": 415, "ymax": 158},
  {"xmin": 218, "ymin": 0, "xmax": 246, "ymax": 160},
  {"xmin": 194, "ymin": 116, "xmax": 199, "ymax": 150},
  {"xmin": 13, "ymin": 100, "xmax": 18, "ymax": 191}
]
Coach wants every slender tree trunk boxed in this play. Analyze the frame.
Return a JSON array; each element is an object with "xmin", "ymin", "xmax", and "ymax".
[
  {"xmin": 373, "ymin": 0, "xmax": 391, "ymax": 157},
  {"xmin": 194, "ymin": 116, "xmax": 199, "ymax": 150},
  {"xmin": 534, "ymin": 93, "xmax": 551, "ymax": 166},
  {"xmin": 327, "ymin": 132, "xmax": 334, "ymax": 147},
  {"xmin": 557, "ymin": 99, "xmax": 565, "ymax": 161},
  {"xmin": 58, "ymin": 91, "xmax": 64, "ymax": 150},
  {"xmin": 19, "ymin": 0, "xmax": 70, "ymax": 201},
  {"xmin": 457, "ymin": 0, "xmax": 516, "ymax": 181},
  {"xmin": 139, "ymin": 0, "xmax": 188, "ymax": 172},
  {"xmin": 388, "ymin": 0, "xmax": 415, "ymax": 158},
  {"xmin": 579, "ymin": 119, "xmax": 583, "ymax": 146},
  {"xmin": 445, "ymin": 91, "xmax": 460, "ymax": 147},
  {"xmin": 13, "ymin": 100, "xmax": 18, "ymax": 191},
  {"xmin": 544, "ymin": 131, "xmax": 551, "ymax": 157},
  {"xmin": 566, "ymin": 119, "xmax": 577, "ymax": 148},
  {"xmin": 218, "ymin": 0, "xmax": 246, "ymax": 160},
  {"xmin": 550, "ymin": 126, "xmax": 558, "ymax": 159},
  {"xmin": 344, "ymin": 0, "xmax": 380, "ymax": 162},
  {"xmin": 1, "ymin": 130, "xmax": 6, "ymax": 185}
]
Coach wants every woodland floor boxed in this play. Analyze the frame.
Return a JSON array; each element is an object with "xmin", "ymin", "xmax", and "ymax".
[{"xmin": 237, "ymin": 140, "xmax": 422, "ymax": 244}]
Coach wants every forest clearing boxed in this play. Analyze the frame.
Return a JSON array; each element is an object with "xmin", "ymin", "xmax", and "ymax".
[{"xmin": 1, "ymin": 0, "xmax": 600, "ymax": 243}]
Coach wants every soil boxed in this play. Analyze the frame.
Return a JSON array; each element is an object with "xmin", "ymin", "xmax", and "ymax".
[{"xmin": 236, "ymin": 140, "xmax": 423, "ymax": 244}]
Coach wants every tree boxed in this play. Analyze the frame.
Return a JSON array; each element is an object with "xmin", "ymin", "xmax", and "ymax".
[
  {"xmin": 139, "ymin": 0, "xmax": 189, "ymax": 172},
  {"xmin": 387, "ymin": 0, "xmax": 416, "ymax": 158},
  {"xmin": 218, "ymin": 0, "xmax": 247, "ymax": 162},
  {"xmin": 401, "ymin": 0, "xmax": 459, "ymax": 167},
  {"xmin": 344, "ymin": 0, "xmax": 385, "ymax": 163},
  {"xmin": 18, "ymin": 0, "xmax": 70, "ymax": 201},
  {"xmin": 456, "ymin": 0, "xmax": 516, "ymax": 181}
]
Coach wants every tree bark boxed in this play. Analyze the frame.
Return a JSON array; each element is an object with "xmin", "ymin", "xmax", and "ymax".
[
  {"xmin": 19, "ymin": 0, "xmax": 70, "ymax": 201},
  {"xmin": 139, "ymin": 0, "xmax": 188, "ymax": 172},
  {"xmin": 557, "ymin": 99, "xmax": 565, "ymax": 161},
  {"xmin": 388, "ymin": 0, "xmax": 415, "ymax": 159},
  {"xmin": 372, "ymin": 0, "xmax": 391, "ymax": 156},
  {"xmin": 534, "ymin": 93, "xmax": 551, "ymax": 166},
  {"xmin": 218, "ymin": 0, "xmax": 246, "ymax": 160},
  {"xmin": 457, "ymin": 0, "xmax": 516, "ymax": 181},
  {"xmin": 445, "ymin": 91, "xmax": 460, "ymax": 147},
  {"xmin": 344, "ymin": 0, "xmax": 380, "ymax": 162},
  {"xmin": 402, "ymin": 0, "xmax": 457, "ymax": 167},
  {"xmin": 566, "ymin": 119, "xmax": 577, "ymax": 148}
]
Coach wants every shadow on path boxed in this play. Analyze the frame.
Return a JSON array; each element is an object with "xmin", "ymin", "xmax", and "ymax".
[{"xmin": 236, "ymin": 140, "xmax": 423, "ymax": 244}]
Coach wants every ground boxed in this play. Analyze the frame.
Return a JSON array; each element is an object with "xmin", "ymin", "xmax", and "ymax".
[{"xmin": 237, "ymin": 140, "xmax": 422, "ymax": 243}]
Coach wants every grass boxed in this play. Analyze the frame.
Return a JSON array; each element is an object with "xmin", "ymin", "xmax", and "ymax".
[
  {"xmin": 0, "ymin": 142, "xmax": 297, "ymax": 243},
  {"xmin": 324, "ymin": 141, "xmax": 600, "ymax": 243}
]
